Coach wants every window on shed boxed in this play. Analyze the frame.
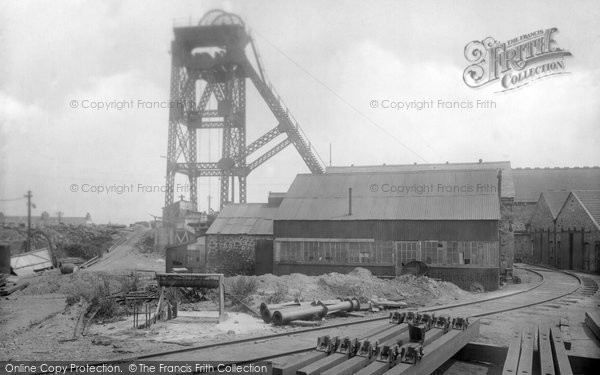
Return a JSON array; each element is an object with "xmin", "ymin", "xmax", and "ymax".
[
  {"xmin": 422, "ymin": 241, "xmax": 439, "ymax": 264},
  {"xmin": 348, "ymin": 242, "xmax": 360, "ymax": 263},
  {"xmin": 359, "ymin": 242, "xmax": 372, "ymax": 263},
  {"xmin": 395, "ymin": 241, "xmax": 420, "ymax": 265}
]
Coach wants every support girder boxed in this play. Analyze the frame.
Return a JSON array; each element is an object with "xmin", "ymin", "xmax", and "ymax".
[
  {"xmin": 247, "ymin": 138, "xmax": 291, "ymax": 172},
  {"xmin": 245, "ymin": 125, "xmax": 283, "ymax": 156},
  {"xmin": 240, "ymin": 57, "xmax": 324, "ymax": 174}
]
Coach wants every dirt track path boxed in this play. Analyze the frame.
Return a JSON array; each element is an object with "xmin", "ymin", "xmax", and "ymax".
[{"xmin": 87, "ymin": 228, "xmax": 164, "ymax": 272}]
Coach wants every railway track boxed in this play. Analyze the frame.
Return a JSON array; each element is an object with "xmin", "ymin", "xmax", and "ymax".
[{"xmin": 121, "ymin": 265, "xmax": 581, "ymax": 368}]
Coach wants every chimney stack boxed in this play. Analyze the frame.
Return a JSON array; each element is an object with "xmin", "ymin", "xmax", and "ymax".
[{"xmin": 348, "ymin": 188, "xmax": 352, "ymax": 216}]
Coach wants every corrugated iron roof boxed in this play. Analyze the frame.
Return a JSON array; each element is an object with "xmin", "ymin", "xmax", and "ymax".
[
  {"xmin": 326, "ymin": 161, "xmax": 514, "ymax": 199},
  {"xmin": 540, "ymin": 191, "xmax": 571, "ymax": 219},
  {"xmin": 571, "ymin": 190, "xmax": 600, "ymax": 229},
  {"xmin": 512, "ymin": 167, "xmax": 600, "ymax": 202},
  {"xmin": 11, "ymin": 248, "xmax": 53, "ymax": 276},
  {"xmin": 206, "ymin": 203, "xmax": 277, "ymax": 235},
  {"xmin": 276, "ymin": 169, "xmax": 501, "ymax": 221}
]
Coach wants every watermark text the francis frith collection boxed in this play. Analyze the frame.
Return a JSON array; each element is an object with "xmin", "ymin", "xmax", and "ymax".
[{"xmin": 463, "ymin": 27, "xmax": 572, "ymax": 92}]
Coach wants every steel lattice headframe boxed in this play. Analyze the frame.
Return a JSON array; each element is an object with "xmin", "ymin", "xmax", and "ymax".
[{"xmin": 164, "ymin": 10, "xmax": 324, "ymax": 214}]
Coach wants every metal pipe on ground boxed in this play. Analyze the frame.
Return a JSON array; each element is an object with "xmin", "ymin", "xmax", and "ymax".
[
  {"xmin": 260, "ymin": 301, "xmax": 301, "ymax": 313},
  {"xmin": 261, "ymin": 302, "xmax": 308, "ymax": 323},
  {"xmin": 262, "ymin": 299, "xmax": 344, "ymax": 323},
  {"xmin": 271, "ymin": 298, "xmax": 361, "ymax": 325},
  {"xmin": 324, "ymin": 299, "xmax": 358, "ymax": 315},
  {"xmin": 272, "ymin": 305, "xmax": 328, "ymax": 326}
]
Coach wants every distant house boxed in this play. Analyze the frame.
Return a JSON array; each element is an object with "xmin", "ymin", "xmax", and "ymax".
[
  {"xmin": 528, "ymin": 191, "xmax": 571, "ymax": 264},
  {"xmin": 511, "ymin": 167, "xmax": 600, "ymax": 262},
  {"xmin": 525, "ymin": 189, "xmax": 600, "ymax": 272},
  {"xmin": 554, "ymin": 190, "xmax": 600, "ymax": 272}
]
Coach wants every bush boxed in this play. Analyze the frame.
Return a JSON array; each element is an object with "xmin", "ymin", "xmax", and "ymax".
[
  {"xmin": 266, "ymin": 282, "xmax": 289, "ymax": 304},
  {"xmin": 226, "ymin": 276, "xmax": 259, "ymax": 303},
  {"xmin": 92, "ymin": 297, "xmax": 121, "ymax": 320},
  {"xmin": 63, "ymin": 273, "xmax": 131, "ymax": 320}
]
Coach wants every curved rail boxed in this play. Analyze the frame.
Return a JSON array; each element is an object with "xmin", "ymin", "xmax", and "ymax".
[
  {"xmin": 32, "ymin": 267, "xmax": 579, "ymax": 375},
  {"xmin": 122, "ymin": 266, "xmax": 581, "ymax": 366},
  {"xmin": 420, "ymin": 265, "xmax": 548, "ymax": 314}
]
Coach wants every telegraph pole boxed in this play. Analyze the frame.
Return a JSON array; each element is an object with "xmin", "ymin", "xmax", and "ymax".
[{"xmin": 25, "ymin": 190, "xmax": 32, "ymax": 252}]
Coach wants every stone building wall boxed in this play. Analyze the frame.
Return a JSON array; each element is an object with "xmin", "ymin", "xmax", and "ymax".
[
  {"xmin": 529, "ymin": 197, "xmax": 556, "ymax": 230},
  {"xmin": 555, "ymin": 195, "xmax": 600, "ymax": 272},
  {"xmin": 206, "ymin": 234, "xmax": 272, "ymax": 275},
  {"xmin": 498, "ymin": 198, "xmax": 515, "ymax": 273},
  {"xmin": 511, "ymin": 202, "xmax": 537, "ymax": 264}
]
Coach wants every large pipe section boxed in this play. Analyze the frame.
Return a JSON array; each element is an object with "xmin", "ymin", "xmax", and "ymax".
[
  {"xmin": 270, "ymin": 298, "xmax": 361, "ymax": 326},
  {"xmin": 261, "ymin": 299, "xmax": 343, "ymax": 323}
]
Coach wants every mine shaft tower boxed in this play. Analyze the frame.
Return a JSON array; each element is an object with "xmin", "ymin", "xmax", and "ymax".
[{"xmin": 164, "ymin": 10, "xmax": 324, "ymax": 213}]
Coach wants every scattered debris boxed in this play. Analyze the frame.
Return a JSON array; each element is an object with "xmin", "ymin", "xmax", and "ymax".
[
  {"xmin": 0, "ymin": 280, "xmax": 29, "ymax": 296},
  {"xmin": 91, "ymin": 336, "xmax": 112, "ymax": 346}
]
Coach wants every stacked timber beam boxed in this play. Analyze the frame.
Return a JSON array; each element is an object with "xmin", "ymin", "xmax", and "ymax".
[
  {"xmin": 0, "ymin": 275, "xmax": 28, "ymax": 296},
  {"xmin": 156, "ymin": 273, "xmax": 225, "ymax": 322},
  {"xmin": 272, "ymin": 311, "xmax": 478, "ymax": 375},
  {"xmin": 585, "ymin": 311, "xmax": 600, "ymax": 341},
  {"xmin": 502, "ymin": 325, "xmax": 574, "ymax": 375}
]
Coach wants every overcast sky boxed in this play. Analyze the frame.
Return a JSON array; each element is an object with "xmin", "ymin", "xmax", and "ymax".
[{"xmin": 1, "ymin": 0, "xmax": 599, "ymax": 224}]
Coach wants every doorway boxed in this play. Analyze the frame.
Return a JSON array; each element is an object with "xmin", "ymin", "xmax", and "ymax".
[{"xmin": 568, "ymin": 233, "xmax": 574, "ymax": 270}]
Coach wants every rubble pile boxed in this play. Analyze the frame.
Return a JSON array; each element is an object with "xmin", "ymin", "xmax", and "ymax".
[
  {"xmin": 135, "ymin": 231, "xmax": 155, "ymax": 253},
  {"xmin": 227, "ymin": 268, "xmax": 468, "ymax": 315},
  {"xmin": 0, "ymin": 225, "xmax": 117, "ymax": 260}
]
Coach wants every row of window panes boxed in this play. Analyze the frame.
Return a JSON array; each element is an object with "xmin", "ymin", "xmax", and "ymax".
[
  {"xmin": 396, "ymin": 241, "xmax": 498, "ymax": 266},
  {"xmin": 275, "ymin": 241, "xmax": 394, "ymax": 265},
  {"xmin": 275, "ymin": 240, "xmax": 498, "ymax": 266}
]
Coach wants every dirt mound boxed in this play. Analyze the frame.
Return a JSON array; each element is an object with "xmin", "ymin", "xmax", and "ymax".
[
  {"xmin": 225, "ymin": 267, "xmax": 469, "ymax": 310},
  {"xmin": 0, "ymin": 224, "xmax": 117, "ymax": 259}
]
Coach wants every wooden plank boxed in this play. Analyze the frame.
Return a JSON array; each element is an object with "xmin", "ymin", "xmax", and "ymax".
[
  {"xmin": 538, "ymin": 326, "xmax": 556, "ymax": 375},
  {"xmin": 218, "ymin": 275, "xmax": 225, "ymax": 322},
  {"xmin": 297, "ymin": 324, "xmax": 408, "ymax": 375},
  {"xmin": 0, "ymin": 282, "xmax": 29, "ymax": 296},
  {"xmin": 272, "ymin": 322, "xmax": 398, "ymax": 375},
  {"xmin": 559, "ymin": 317, "xmax": 569, "ymax": 327},
  {"xmin": 272, "ymin": 351, "xmax": 327, "ymax": 375},
  {"xmin": 381, "ymin": 319, "xmax": 481, "ymax": 375},
  {"xmin": 453, "ymin": 342, "xmax": 507, "ymax": 365},
  {"xmin": 584, "ymin": 311, "xmax": 600, "ymax": 341},
  {"xmin": 550, "ymin": 327, "xmax": 574, "ymax": 375},
  {"xmin": 560, "ymin": 325, "xmax": 572, "ymax": 350},
  {"xmin": 502, "ymin": 330, "xmax": 522, "ymax": 375},
  {"xmin": 517, "ymin": 327, "xmax": 534, "ymax": 375}
]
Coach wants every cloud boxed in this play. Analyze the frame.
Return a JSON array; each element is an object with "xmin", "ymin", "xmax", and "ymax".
[{"xmin": 1, "ymin": 0, "xmax": 599, "ymax": 223}]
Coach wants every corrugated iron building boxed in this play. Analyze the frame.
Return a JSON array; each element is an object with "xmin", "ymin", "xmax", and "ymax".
[
  {"xmin": 327, "ymin": 161, "xmax": 515, "ymax": 275},
  {"xmin": 273, "ymin": 169, "xmax": 502, "ymax": 290}
]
